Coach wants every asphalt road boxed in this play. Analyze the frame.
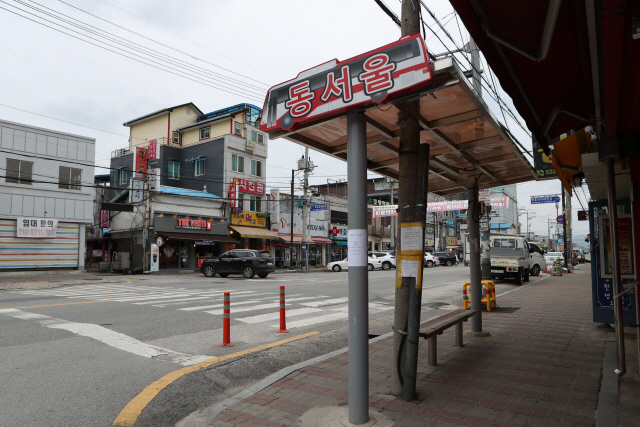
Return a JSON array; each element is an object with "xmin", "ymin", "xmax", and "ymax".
[{"xmin": 0, "ymin": 266, "xmax": 546, "ymax": 427}]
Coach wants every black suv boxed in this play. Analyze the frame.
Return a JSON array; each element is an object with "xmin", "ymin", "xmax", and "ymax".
[
  {"xmin": 201, "ymin": 249, "xmax": 275, "ymax": 279},
  {"xmin": 433, "ymin": 252, "xmax": 458, "ymax": 267}
]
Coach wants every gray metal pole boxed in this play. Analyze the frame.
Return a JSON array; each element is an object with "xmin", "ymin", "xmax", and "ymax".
[
  {"xmin": 607, "ymin": 159, "xmax": 626, "ymax": 376},
  {"xmin": 289, "ymin": 170, "xmax": 295, "ymax": 271},
  {"xmin": 347, "ymin": 112, "xmax": 369, "ymax": 423},
  {"xmin": 468, "ymin": 186, "xmax": 482, "ymax": 331},
  {"xmin": 403, "ymin": 143, "xmax": 429, "ymax": 401}
]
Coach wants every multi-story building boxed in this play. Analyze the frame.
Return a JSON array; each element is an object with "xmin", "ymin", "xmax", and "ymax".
[
  {"xmin": 0, "ymin": 119, "xmax": 95, "ymax": 271},
  {"xmin": 103, "ymin": 103, "xmax": 278, "ymax": 271}
]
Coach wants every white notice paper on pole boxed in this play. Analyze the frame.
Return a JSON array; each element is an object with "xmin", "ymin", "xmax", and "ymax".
[
  {"xmin": 479, "ymin": 189, "xmax": 490, "ymax": 202},
  {"xmin": 348, "ymin": 229, "xmax": 368, "ymax": 267},
  {"xmin": 401, "ymin": 226, "xmax": 423, "ymax": 251},
  {"xmin": 401, "ymin": 260, "xmax": 419, "ymax": 278}
]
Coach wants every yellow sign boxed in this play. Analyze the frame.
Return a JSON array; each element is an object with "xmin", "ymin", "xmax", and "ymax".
[
  {"xmin": 446, "ymin": 237, "xmax": 458, "ymax": 246},
  {"xmin": 231, "ymin": 212, "xmax": 266, "ymax": 227}
]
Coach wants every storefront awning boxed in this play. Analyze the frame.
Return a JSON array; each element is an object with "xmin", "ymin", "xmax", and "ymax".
[
  {"xmin": 230, "ymin": 226, "xmax": 281, "ymax": 240},
  {"xmin": 334, "ymin": 240, "xmax": 347, "ymax": 246},
  {"xmin": 161, "ymin": 232, "xmax": 238, "ymax": 243},
  {"xmin": 550, "ymin": 127, "xmax": 591, "ymax": 196},
  {"xmin": 446, "ymin": 245, "xmax": 462, "ymax": 249},
  {"xmin": 278, "ymin": 235, "xmax": 302, "ymax": 244},
  {"xmin": 311, "ymin": 237, "xmax": 334, "ymax": 244}
]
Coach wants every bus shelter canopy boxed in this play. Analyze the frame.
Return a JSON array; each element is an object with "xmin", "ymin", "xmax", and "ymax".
[{"xmin": 270, "ymin": 58, "xmax": 537, "ymax": 196}]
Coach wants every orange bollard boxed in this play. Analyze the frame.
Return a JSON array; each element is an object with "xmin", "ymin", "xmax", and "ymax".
[
  {"xmin": 220, "ymin": 292, "xmax": 233, "ymax": 347},
  {"xmin": 278, "ymin": 285, "xmax": 288, "ymax": 333},
  {"xmin": 463, "ymin": 283, "xmax": 469, "ymax": 310}
]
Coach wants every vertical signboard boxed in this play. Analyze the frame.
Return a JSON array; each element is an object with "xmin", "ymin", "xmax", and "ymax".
[
  {"xmin": 148, "ymin": 139, "xmax": 159, "ymax": 161},
  {"xmin": 134, "ymin": 147, "xmax": 148, "ymax": 178},
  {"xmin": 99, "ymin": 210, "xmax": 110, "ymax": 228},
  {"xmin": 600, "ymin": 215, "xmax": 634, "ymax": 277},
  {"xmin": 533, "ymin": 136, "xmax": 558, "ymax": 179},
  {"xmin": 149, "ymin": 168, "xmax": 160, "ymax": 191}
]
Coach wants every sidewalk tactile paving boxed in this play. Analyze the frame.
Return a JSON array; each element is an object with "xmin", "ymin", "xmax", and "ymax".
[{"xmin": 211, "ymin": 272, "xmax": 608, "ymax": 426}]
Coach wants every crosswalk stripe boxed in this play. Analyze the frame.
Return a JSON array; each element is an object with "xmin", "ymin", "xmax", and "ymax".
[
  {"xmin": 301, "ymin": 297, "xmax": 348, "ymax": 307},
  {"xmin": 204, "ymin": 302, "xmax": 287, "ymax": 315},
  {"xmin": 134, "ymin": 296, "xmax": 216, "ymax": 305},
  {"xmin": 236, "ymin": 307, "xmax": 322, "ymax": 324},
  {"xmin": 179, "ymin": 300, "xmax": 261, "ymax": 311},
  {"xmin": 278, "ymin": 312, "xmax": 348, "ymax": 328}
]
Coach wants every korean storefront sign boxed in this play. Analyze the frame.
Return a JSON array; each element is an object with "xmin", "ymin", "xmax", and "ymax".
[
  {"xmin": 134, "ymin": 147, "xmax": 148, "ymax": 178},
  {"xmin": 176, "ymin": 218, "xmax": 212, "ymax": 230},
  {"xmin": 372, "ymin": 205, "xmax": 398, "ymax": 218},
  {"xmin": 233, "ymin": 178, "xmax": 265, "ymax": 195},
  {"xmin": 330, "ymin": 224, "xmax": 348, "ymax": 240},
  {"xmin": 17, "ymin": 217, "xmax": 58, "ymax": 238},
  {"xmin": 148, "ymin": 139, "xmax": 159, "ymax": 161},
  {"xmin": 270, "ymin": 215, "xmax": 327, "ymax": 237},
  {"xmin": 99, "ymin": 210, "xmax": 110, "ymax": 228},
  {"xmin": 149, "ymin": 168, "xmax": 160, "ymax": 191},
  {"xmin": 600, "ymin": 215, "xmax": 634, "ymax": 277},
  {"xmin": 371, "ymin": 198, "xmax": 509, "ymax": 218},
  {"xmin": 231, "ymin": 212, "xmax": 266, "ymax": 228},
  {"xmin": 260, "ymin": 34, "xmax": 433, "ymax": 133}
]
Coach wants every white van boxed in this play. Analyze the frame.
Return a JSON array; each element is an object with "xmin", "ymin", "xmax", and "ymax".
[{"xmin": 527, "ymin": 243, "xmax": 546, "ymax": 276}]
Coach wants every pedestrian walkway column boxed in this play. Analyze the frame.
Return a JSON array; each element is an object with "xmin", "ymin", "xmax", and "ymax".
[
  {"xmin": 468, "ymin": 185, "xmax": 482, "ymax": 332},
  {"xmin": 347, "ymin": 112, "xmax": 369, "ymax": 424}
]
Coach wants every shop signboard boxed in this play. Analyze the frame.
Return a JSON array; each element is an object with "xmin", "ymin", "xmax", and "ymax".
[
  {"xmin": 149, "ymin": 168, "xmax": 160, "ymax": 191},
  {"xmin": 148, "ymin": 139, "xmax": 159, "ymax": 161},
  {"xmin": 233, "ymin": 178, "xmax": 265, "ymax": 195},
  {"xmin": 131, "ymin": 179, "xmax": 144, "ymax": 203},
  {"xmin": 600, "ymin": 215, "xmax": 634, "ymax": 277},
  {"xmin": 100, "ymin": 210, "xmax": 110, "ymax": 228},
  {"xmin": 134, "ymin": 147, "xmax": 148, "ymax": 178},
  {"xmin": 533, "ymin": 136, "xmax": 558, "ymax": 179},
  {"xmin": 260, "ymin": 34, "xmax": 433, "ymax": 133},
  {"xmin": 446, "ymin": 237, "xmax": 458, "ymax": 246},
  {"xmin": 310, "ymin": 204, "xmax": 329, "ymax": 211},
  {"xmin": 229, "ymin": 182, "xmax": 238, "ymax": 208},
  {"xmin": 372, "ymin": 205, "xmax": 398, "ymax": 218},
  {"xmin": 176, "ymin": 218, "xmax": 212, "ymax": 230},
  {"xmin": 232, "ymin": 212, "xmax": 267, "ymax": 228},
  {"xmin": 270, "ymin": 214, "xmax": 327, "ymax": 237},
  {"xmin": 16, "ymin": 217, "xmax": 58, "ymax": 238},
  {"xmin": 330, "ymin": 224, "xmax": 348, "ymax": 240}
]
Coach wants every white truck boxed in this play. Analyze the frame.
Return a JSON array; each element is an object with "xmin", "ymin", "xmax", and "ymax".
[{"xmin": 490, "ymin": 235, "xmax": 531, "ymax": 285}]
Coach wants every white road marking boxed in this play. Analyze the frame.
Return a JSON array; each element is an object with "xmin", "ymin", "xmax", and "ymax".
[
  {"xmin": 278, "ymin": 312, "xmax": 348, "ymax": 328},
  {"xmin": 179, "ymin": 300, "xmax": 261, "ymax": 311},
  {"xmin": 0, "ymin": 309, "xmax": 209, "ymax": 366},
  {"xmin": 204, "ymin": 302, "xmax": 289, "ymax": 315},
  {"xmin": 301, "ymin": 297, "xmax": 348, "ymax": 307},
  {"xmin": 135, "ymin": 296, "xmax": 217, "ymax": 305},
  {"xmin": 236, "ymin": 307, "xmax": 322, "ymax": 324}
]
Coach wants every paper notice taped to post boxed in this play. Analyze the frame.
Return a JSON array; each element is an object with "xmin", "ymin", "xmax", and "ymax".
[
  {"xmin": 401, "ymin": 259, "xmax": 420, "ymax": 278},
  {"xmin": 348, "ymin": 229, "xmax": 367, "ymax": 267}
]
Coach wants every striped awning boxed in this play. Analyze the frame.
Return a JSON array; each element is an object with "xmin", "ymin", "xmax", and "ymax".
[{"xmin": 230, "ymin": 226, "xmax": 280, "ymax": 240}]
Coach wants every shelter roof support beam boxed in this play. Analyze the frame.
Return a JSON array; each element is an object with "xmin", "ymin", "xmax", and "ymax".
[{"xmin": 585, "ymin": 0, "xmax": 604, "ymax": 136}]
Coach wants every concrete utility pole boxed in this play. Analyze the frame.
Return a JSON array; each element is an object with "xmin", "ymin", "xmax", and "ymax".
[
  {"xmin": 468, "ymin": 186, "xmax": 483, "ymax": 332},
  {"xmin": 289, "ymin": 170, "xmax": 295, "ymax": 271},
  {"xmin": 392, "ymin": 0, "xmax": 425, "ymax": 399},
  {"xmin": 300, "ymin": 148, "xmax": 310, "ymax": 270},
  {"xmin": 388, "ymin": 178, "xmax": 396, "ymax": 250}
]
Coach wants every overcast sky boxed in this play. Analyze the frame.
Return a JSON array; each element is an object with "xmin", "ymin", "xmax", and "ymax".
[{"xmin": 0, "ymin": 0, "xmax": 590, "ymax": 236}]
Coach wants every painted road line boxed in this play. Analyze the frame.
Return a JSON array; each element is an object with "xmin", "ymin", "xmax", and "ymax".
[
  {"xmin": 237, "ymin": 307, "xmax": 322, "ymax": 324},
  {"xmin": 278, "ymin": 312, "xmax": 348, "ymax": 328},
  {"xmin": 301, "ymin": 297, "xmax": 348, "ymax": 307},
  {"xmin": 134, "ymin": 296, "xmax": 219, "ymax": 305},
  {"xmin": 0, "ymin": 309, "xmax": 211, "ymax": 366},
  {"xmin": 0, "ymin": 300, "xmax": 110, "ymax": 310},
  {"xmin": 179, "ymin": 300, "xmax": 261, "ymax": 311},
  {"xmin": 269, "ymin": 296, "xmax": 328, "ymax": 303},
  {"xmin": 112, "ymin": 331, "xmax": 320, "ymax": 427}
]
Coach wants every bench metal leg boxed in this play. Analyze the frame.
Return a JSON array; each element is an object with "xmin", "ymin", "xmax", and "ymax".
[
  {"xmin": 455, "ymin": 322, "xmax": 463, "ymax": 347},
  {"xmin": 428, "ymin": 336, "xmax": 437, "ymax": 366}
]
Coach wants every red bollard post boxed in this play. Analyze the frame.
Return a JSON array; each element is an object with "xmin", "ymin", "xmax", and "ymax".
[
  {"xmin": 278, "ymin": 285, "xmax": 288, "ymax": 333},
  {"xmin": 220, "ymin": 292, "xmax": 233, "ymax": 347}
]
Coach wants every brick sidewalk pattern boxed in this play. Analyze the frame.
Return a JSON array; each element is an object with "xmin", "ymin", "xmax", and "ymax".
[{"xmin": 212, "ymin": 271, "xmax": 606, "ymax": 427}]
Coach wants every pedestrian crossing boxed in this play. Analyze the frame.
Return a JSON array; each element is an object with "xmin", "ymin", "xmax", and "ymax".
[{"xmin": 19, "ymin": 284, "xmax": 393, "ymax": 329}]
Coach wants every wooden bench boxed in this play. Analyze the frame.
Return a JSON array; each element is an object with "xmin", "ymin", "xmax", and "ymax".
[{"xmin": 419, "ymin": 309, "xmax": 478, "ymax": 366}]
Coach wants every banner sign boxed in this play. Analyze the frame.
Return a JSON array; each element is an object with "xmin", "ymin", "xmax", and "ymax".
[
  {"xmin": 372, "ymin": 205, "xmax": 398, "ymax": 218},
  {"xmin": 149, "ymin": 168, "xmax": 160, "ymax": 191},
  {"xmin": 310, "ymin": 204, "xmax": 329, "ymax": 211},
  {"xmin": 271, "ymin": 214, "xmax": 327, "ymax": 237},
  {"xmin": 176, "ymin": 218, "xmax": 212, "ymax": 230},
  {"xmin": 131, "ymin": 179, "xmax": 144, "ymax": 203},
  {"xmin": 601, "ymin": 216, "xmax": 634, "ymax": 276},
  {"xmin": 260, "ymin": 34, "xmax": 433, "ymax": 133},
  {"xmin": 533, "ymin": 136, "xmax": 557, "ymax": 179},
  {"xmin": 17, "ymin": 217, "xmax": 58, "ymax": 238},
  {"xmin": 231, "ymin": 212, "xmax": 267, "ymax": 228},
  {"xmin": 531, "ymin": 195, "xmax": 560, "ymax": 204},
  {"xmin": 372, "ymin": 198, "xmax": 509, "ymax": 217},
  {"xmin": 229, "ymin": 183, "xmax": 238, "ymax": 208},
  {"xmin": 100, "ymin": 210, "xmax": 110, "ymax": 228},
  {"xmin": 134, "ymin": 147, "xmax": 148, "ymax": 178},
  {"xmin": 148, "ymin": 139, "xmax": 159, "ymax": 161},
  {"xmin": 232, "ymin": 178, "xmax": 265, "ymax": 195}
]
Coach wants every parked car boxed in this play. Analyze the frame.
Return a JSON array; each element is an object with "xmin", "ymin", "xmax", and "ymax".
[
  {"xmin": 200, "ymin": 249, "xmax": 275, "ymax": 279},
  {"xmin": 545, "ymin": 252, "xmax": 565, "ymax": 265},
  {"xmin": 371, "ymin": 252, "xmax": 396, "ymax": 270},
  {"xmin": 327, "ymin": 255, "xmax": 382, "ymax": 272},
  {"xmin": 424, "ymin": 253, "xmax": 440, "ymax": 268},
  {"xmin": 433, "ymin": 252, "xmax": 458, "ymax": 267},
  {"xmin": 527, "ymin": 243, "xmax": 546, "ymax": 276}
]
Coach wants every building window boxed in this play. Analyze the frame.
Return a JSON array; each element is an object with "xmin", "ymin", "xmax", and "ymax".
[
  {"xmin": 172, "ymin": 132, "xmax": 180, "ymax": 144},
  {"xmin": 250, "ymin": 195, "xmax": 262, "ymax": 212},
  {"xmin": 6, "ymin": 158, "xmax": 33, "ymax": 185},
  {"xmin": 194, "ymin": 158, "xmax": 205, "ymax": 176},
  {"xmin": 250, "ymin": 159, "xmax": 262, "ymax": 177},
  {"xmin": 58, "ymin": 166, "xmax": 82, "ymax": 190},
  {"xmin": 200, "ymin": 127, "xmax": 210, "ymax": 140},
  {"xmin": 118, "ymin": 167, "xmax": 128, "ymax": 185},
  {"xmin": 168, "ymin": 161, "xmax": 180, "ymax": 179},
  {"xmin": 257, "ymin": 133, "xmax": 264, "ymax": 144},
  {"xmin": 234, "ymin": 122, "xmax": 242, "ymax": 136},
  {"xmin": 251, "ymin": 131, "xmax": 257, "ymax": 142},
  {"xmin": 232, "ymin": 154, "xmax": 244, "ymax": 173}
]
